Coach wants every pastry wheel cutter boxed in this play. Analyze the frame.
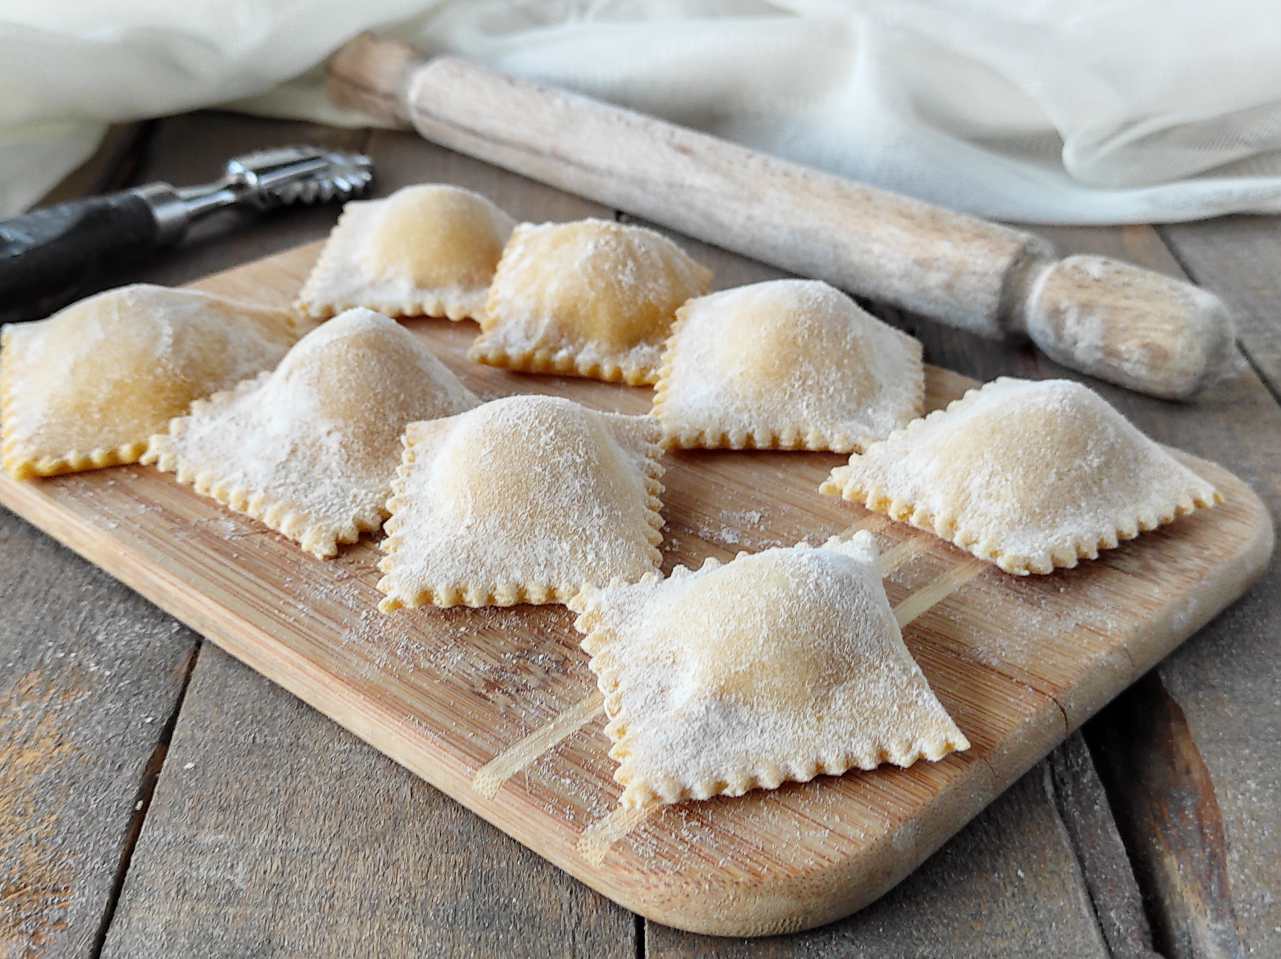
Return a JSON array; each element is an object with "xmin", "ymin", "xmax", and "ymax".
[{"xmin": 0, "ymin": 146, "xmax": 374, "ymax": 324}]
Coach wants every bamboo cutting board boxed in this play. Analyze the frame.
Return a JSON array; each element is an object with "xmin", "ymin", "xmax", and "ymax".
[{"xmin": 0, "ymin": 243, "xmax": 1272, "ymax": 937}]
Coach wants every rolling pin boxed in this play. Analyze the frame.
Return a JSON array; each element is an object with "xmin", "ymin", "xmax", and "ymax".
[{"xmin": 328, "ymin": 34, "xmax": 1234, "ymax": 400}]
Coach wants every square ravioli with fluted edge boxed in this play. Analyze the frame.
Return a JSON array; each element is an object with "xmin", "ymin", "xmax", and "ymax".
[
  {"xmin": 468, "ymin": 219, "xmax": 712, "ymax": 385},
  {"xmin": 144, "ymin": 309, "xmax": 477, "ymax": 559},
  {"xmin": 652, "ymin": 279, "xmax": 923, "ymax": 451},
  {"xmin": 569, "ymin": 531, "xmax": 968, "ymax": 810},
  {"xmin": 377, "ymin": 395, "xmax": 666, "ymax": 610},
  {"xmin": 821, "ymin": 377, "xmax": 1221, "ymax": 574},
  {"xmin": 295, "ymin": 184, "xmax": 516, "ymax": 322},
  {"xmin": 2, "ymin": 284, "xmax": 297, "ymax": 480}
]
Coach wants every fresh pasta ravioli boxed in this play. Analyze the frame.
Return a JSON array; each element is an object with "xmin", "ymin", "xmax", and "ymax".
[
  {"xmin": 1, "ymin": 284, "xmax": 296, "ymax": 479},
  {"xmin": 377, "ymin": 394, "xmax": 665, "ymax": 610},
  {"xmin": 821, "ymin": 377, "xmax": 1221, "ymax": 574},
  {"xmin": 143, "ymin": 308, "xmax": 477, "ymax": 558},
  {"xmin": 570, "ymin": 531, "xmax": 967, "ymax": 809},
  {"xmin": 652, "ymin": 279, "xmax": 923, "ymax": 451},
  {"xmin": 469, "ymin": 219, "xmax": 712, "ymax": 385},
  {"xmin": 296, "ymin": 184, "xmax": 516, "ymax": 322}
]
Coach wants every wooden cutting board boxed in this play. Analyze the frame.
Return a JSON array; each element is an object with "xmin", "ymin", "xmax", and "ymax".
[{"xmin": 0, "ymin": 243, "xmax": 1272, "ymax": 938}]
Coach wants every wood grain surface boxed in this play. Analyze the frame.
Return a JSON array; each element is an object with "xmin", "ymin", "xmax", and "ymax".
[
  {"xmin": 99, "ymin": 644, "xmax": 637, "ymax": 959},
  {"xmin": 109, "ymin": 123, "xmax": 1137, "ymax": 958},
  {"xmin": 1162, "ymin": 217, "xmax": 1281, "ymax": 399},
  {"xmin": 0, "ymin": 232, "xmax": 1270, "ymax": 937},
  {"xmin": 5, "ymin": 116, "xmax": 1281, "ymax": 956},
  {"xmin": 0, "ymin": 119, "xmax": 197, "ymax": 959},
  {"xmin": 0, "ymin": 511, "xmax": 197, "ymax": 959}
]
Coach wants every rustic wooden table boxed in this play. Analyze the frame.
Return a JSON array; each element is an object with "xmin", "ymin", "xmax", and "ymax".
[{"xmin": 3, "ymin": 112, "xmax": 1278, "ymax": 959}]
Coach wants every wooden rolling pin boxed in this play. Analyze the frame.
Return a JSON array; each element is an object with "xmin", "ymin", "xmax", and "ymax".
[{"xmin": 329, "ymin": 34, "xmax": 1234, "ymax": 400}]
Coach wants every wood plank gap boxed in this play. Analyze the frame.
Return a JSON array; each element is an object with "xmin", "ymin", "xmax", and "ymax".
[
  {"xmin": 1155, "ymin": 225, "xmax": 1281, "ymax": 408},
  {"xmin": 472, "ymin": 691, "xmax": 604, "ymax": 799},
  {"xmin": 1235, "ymin": 340, "xmax": 1281, "ymax": 408},
  {"xmin": 89, "ymin": 639, "xmax": 202, "ymax": 959},
  {"xmin": 37, "ymin": 121, "xmax": 154, "ymax": 207},
  {"xmin": 1155, "ymin": 220, "xmax": 1281, "ymax": 406},
  {"xmin": 111, "ymin": 120, "xmax": 161, "ymax": 193},
  {"xmin": 1047, "ymin": 734, "xmax": 1161, "ymax": 959},
  {"xmin": 1037, "ymin": 761, "xmax": 1115, "ymax": 953},
  {"xmin": 1085, "ymin": 673, "xmax": 1246, "ymax": 959}
]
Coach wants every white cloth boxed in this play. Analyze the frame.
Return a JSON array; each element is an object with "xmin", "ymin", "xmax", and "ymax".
[{"xmin": 3, "ymin": 0, "xmax": 1280, "ymax": 223}]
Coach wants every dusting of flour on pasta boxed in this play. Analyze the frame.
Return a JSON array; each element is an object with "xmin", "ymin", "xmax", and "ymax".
[
  {"xmin": 472, "ymin": 219, "xmax": 712, "ymax": 384},
  {"xmin": 824, "ymin": 377, "xmax": 1219, "ymax": 574},
  {"xmin": 571, "ymin": 531, "xmax": 967, "ymax": 809},
  {"xmin": 145, "ymin": 308, "xmax": 477, "ymax": 557},
  {"xmin": 654, "ymin": 279, "xmax": 923, "ymax": 452},
  {"xmin": 2, "ymin": 284, "xmax": 295, "ymax": 476},
  {"xmin": 377, "ymin": 394, "xmax": 665, "ymax": 608}
]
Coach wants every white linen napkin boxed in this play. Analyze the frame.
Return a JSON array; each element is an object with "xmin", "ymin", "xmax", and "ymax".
[{"xmin": 3, "ymin": 0, "xmax": 1279, "ymax": 223}]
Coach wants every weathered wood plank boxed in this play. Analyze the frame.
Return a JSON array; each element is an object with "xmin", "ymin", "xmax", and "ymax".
[
  {"xmin": 100, "ymin": 645, "xmax": 636, "ymax": 959},
  {"xmin": 1027, "ymin": 224, "xmax": 1281, "ymax": 959},
  {"xmin": 646, "ymin": 762, "xmax": 1109, "ymax": 958},
  {"xmin": 1047, "ymin": 734, "xmax": 1159, "ymax": 959},
  {"xmin": 1160, "ymin": 216, "xmax": 1281, "ymax": 400},
  {"xmin": 0, "ymin": 489, "xmax": 198, "ymax": 958},
  {"xmin": 1091, "ymin": 674, "xmax": 1243, "ymax": 959},
  {"xmin": 1, "ymin": 131, "xmax": 201, "ymax": 959}
]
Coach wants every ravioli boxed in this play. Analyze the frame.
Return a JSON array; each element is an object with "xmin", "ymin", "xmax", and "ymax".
[
  {"xmin": 569, "ymin": 532, "xmax": 968, "ymax": 809},
  {"xmin": 469, "ymin": 219, "xmax": 712, "ymax": 385},
  {"xmin": 376, "ymin": 395, "xmax": 665, "ymax": 610},
  {"xmin": 296, "ymin": 184, "xmax": 517, "ymax": 322},
  {"xmin": 143, "ymin": 308, "xmax": 477, "ymax": 558},
  {"xmin": 821, "ymin": 377, "xmax": 1221, "ymax": 574},
  {"xmin": 653, "ymin": 279, "xmax": 923, "ymax": 451},
  {"xmin": 1, "ymin": 284, "xmax": 296, "ymax": 479}
]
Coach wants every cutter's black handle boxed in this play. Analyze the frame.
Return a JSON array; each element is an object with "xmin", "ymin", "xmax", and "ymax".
[{"xmin": 0, "ymin": 191, "xmax": 164, "ymax": 324}]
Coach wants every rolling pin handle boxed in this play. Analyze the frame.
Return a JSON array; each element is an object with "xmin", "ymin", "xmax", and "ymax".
[
  {"xmin": 327, "ymin": 33, "xmax": 422, "ymax": 126},
  {"xmin": 1010, "ymin": 255, "xmax": 1236, "ymax": 401}
]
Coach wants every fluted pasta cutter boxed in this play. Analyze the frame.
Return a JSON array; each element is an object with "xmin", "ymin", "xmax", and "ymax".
[{"xmin": 0, "ymin": 146, "xmax": 374, "ymax": 323}]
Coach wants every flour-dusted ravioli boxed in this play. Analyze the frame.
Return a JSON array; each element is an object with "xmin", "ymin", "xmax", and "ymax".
[
  {"xmin": 296, "ymin": 184, "xmax": 516, "ymax": 322},
  {"xmin": 144, "ymin": 308, "xmax": 477, "ymax": 559},
  {"xmin": 469, "ymin": 219, "xmax": 712, "ymax": 385},
  {"xmin": 570, "ymin": 531, "xmax": 967, "ymax": 809},
  {"xmin": 652, "ymin": 279, "xmax": 923, "ymax": 451},
  {"xmin": 821, "ymin": 377, "xmax": 1221, "ymax": 575},
  {"xmin": 377, "ymin": 395, "xmax": 665, "ymax": 610},
  {"xmin": 1, "ymin": 284, "xmax": 296, "ymax": 480}
]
